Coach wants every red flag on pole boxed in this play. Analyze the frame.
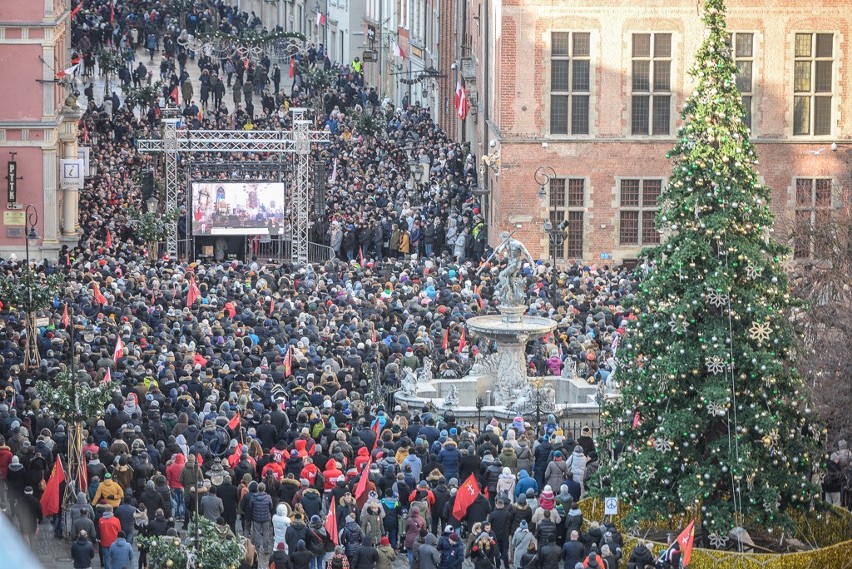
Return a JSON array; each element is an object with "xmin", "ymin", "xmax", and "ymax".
[
  {"xmin": 186, "ymin": 273, "xmax": 200, "ymax": 308},
  {"xmin": 78, "ymin": 458, "xmax": 88, "ymax": 493},
  {"xmin": 371, "ymin": 324, "xmax": 377, "ymax": 343},
  {"xmin": 102, "ymin": 368, "xmax": 112, "ymax": 385},
  {"xmin": 284, "ymin": 346, "xmax": 293, "ymax": 377},
  {"xmin": 442, "ymin": 328, "xmax": 449, "ymax": 351},
  {"xmin": 110, "ymin": 0, "xmax": 115, "ymax": 23},
  {"xmin": 228, "ymin": 412, "xmax": 241, "ymax": 431},
  {"xmin": 70, "ymin": 0, "xmax": 85, "ymax": 19},
  {"xmin": 457, "ymin": 327, "xmax": 467, "ymax": 353},
  {"xmin": 62, "ymin": 304, "xmax": 70, "ymax": 328},
  {"xmin": 325, "ymin": 496, "xmax": 339, "ymax": 545},
  {"xmin": 105, "ymin": 229, "xmax": 113, "ymax": 248},
  {"xmin": 452, "ymin": 473, "xmax": 480, "ymax": 520},
  {"xmin": 170, "ymin": 85, "xmax": 179, "ymax": 104},
  {"xmin": 355, "ymin": 458, "xmax": 372, "ymax": 499},
  {"xmin": 665, "ymin": 520, "xmax": 695, "ymax": 566},
  {"xmin": 92, "ymin": 282, "xmax": 107, "ymax": 305},
  {"xmin": 113, "ymin": 336, "xmax": 124, "ymax": 363},
  {"xmin": 40, "ymin": 456, "xmax": 65, "ymax": 516},
  {"xmin": 359, "ymin": 246, "xmax": 365, "ymax": 267},
  {"xmin": 288, "ymin": 58, "xmax": 296, "ymax": 78},
  {"xmin": 371, "ymin": 418, "xmax": 381, "ymax": 451},
  {"xmin": 268, "ymin": 300, "xmax": 275, "ymax": 317}
]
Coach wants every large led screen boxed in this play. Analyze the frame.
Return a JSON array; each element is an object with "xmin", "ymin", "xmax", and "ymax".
[{"xmin": 191, "ymin": 181, "xmax": 287, "ymax": 235}]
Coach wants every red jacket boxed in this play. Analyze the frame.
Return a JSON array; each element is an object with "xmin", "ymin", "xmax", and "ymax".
[
  {"xmin": 300, "ymin": 462, "xmax": 320, "ymax": 487},
  {"xmin": 0, "ymin": 446, "xmax": 12, "ymax": 479},
  {"xmin": 99, "ymin": 514, "xmax": 121, "ymax": 548},
  {"xmin": 322, "ymin": 459, "xmax": 342, "ymax": 492},
  {"xmin": 354, "ymin": 447, "xmax": 371, "ymax": 472},
  {"xmin": 166, "ymin": 454, "xmax": 185, "ymax": 489}
]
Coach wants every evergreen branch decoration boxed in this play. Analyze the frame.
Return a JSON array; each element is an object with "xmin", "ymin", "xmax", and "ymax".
[
  {"xmin": 127, "ymin": 207, "xmax": 181, "ymax": 245},
  {"xmin": 139, "ymin": 517, "xmax": 245, "ymax": 569},
  {"xmin": 0, "ymin": 271, "xmax": 65, "ymax": 313},
  {"xmin": 195, "ymin": 28, "xmax": 305, "ymax": 47},
  {"xmin": 35, "ymin": 371, "xmax": 116, "ymax": 422}
]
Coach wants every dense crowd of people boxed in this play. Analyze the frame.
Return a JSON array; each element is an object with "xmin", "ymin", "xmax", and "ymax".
[{"xmin": 0, "ymin": 2, "xmax": 849, "ymax": 569}]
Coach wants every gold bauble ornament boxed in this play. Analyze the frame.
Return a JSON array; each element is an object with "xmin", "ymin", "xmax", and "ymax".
[{"xmin": 166, "ymin": 561, "xmax": 174, "ymax": 568}]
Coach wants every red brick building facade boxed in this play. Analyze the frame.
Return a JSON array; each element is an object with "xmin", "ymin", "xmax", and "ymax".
[{"xmin": 464, "ymin": 0, "xmax": 851, "ymax": 264}]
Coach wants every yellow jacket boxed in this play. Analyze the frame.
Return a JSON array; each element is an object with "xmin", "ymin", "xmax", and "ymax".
[{"xmin": 91, "ymin": 478, "xmax": 124, "ymax": 508}]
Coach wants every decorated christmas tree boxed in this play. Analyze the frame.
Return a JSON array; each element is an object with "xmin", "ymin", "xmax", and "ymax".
[{"xmin": 597, "ymin": 0, "xmax": 822, "ymax": 537}]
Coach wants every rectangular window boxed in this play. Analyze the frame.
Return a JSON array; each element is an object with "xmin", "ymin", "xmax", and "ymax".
[
  {"xmin": 619, "ymin": 179, "xmax": 662, "ymax": 245},
  {"xmin": 728, "ymin": 32, "xmax": 755, "ymax": 129},
  {"xmin": 550, "ymin": 32, "xmax": 591, "ymax": 135},
  {"xmin": 794, "ymin": 178, "xmax": 834, "ymax": 259},
  {"xmin": 793, "ymin": 33, "xmax": 833, "ymax": 135},
  {"xmin": 548, "ymin": 178, "xmax": 586, "ymax": 260},
  {"xmin": 631, "ymin": 33, "xmax": 671, "ymax": 135}
]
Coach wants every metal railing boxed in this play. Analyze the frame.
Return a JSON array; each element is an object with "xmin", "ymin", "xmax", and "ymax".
[{"xmin": 245, "ymin": 238, "xmax": 335, "ymax": 264}]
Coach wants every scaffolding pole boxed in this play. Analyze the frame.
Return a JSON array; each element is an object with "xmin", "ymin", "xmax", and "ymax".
[
  {"xmin": 292, "ymin": 108, "xmax": 310, "ymax": 265},
  {"xmin": 163, "ymin": 118, "xmax": 180, "ymax": 258}
]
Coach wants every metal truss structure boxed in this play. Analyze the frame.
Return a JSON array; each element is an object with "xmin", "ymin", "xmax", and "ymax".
[{"xmin": 138, "ymin": 108, "xmax": 329, "ymax": 262}]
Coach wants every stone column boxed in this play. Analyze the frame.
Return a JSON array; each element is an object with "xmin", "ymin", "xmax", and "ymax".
[{"xmin": 58, "ymin": 107, "xmax": 84, "ymax": 239}]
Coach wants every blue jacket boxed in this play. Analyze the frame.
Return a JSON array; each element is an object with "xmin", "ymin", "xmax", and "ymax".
[
  {"xmin": 437, "ymin": 443, "xmax": 461, "ymax": 477},
  {"xmin": 109, "ymin": 538, "xmax": 134, "ymax": 569},
  {"xmin": 514, "ymin": 470, "xmax": 538, "ymax": 498}
]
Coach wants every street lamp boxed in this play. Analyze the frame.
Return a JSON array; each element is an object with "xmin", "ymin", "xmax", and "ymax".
[
  {"xmin": 23, "ymin": 205, "xmax": 40, "ymax": 368},
  {"xmin": 543, "ymin": 218, "xmax": 567, "ymax": 307},
  {"xmin": 535, "ymin": 166, "xmax": 556, "ymax": 198},
  {"xmin": 146, "ymin": 195, "xmax": 159, "ymax": 214}
]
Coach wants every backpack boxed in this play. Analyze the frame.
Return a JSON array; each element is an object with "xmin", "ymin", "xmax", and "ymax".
[{"xmin": 307, "ymin": 529, "xmax": 325, "ymax": 556}]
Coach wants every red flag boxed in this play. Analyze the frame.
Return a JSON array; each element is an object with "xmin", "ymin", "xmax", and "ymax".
[
  {"xmin": 359, "ymin": 246, "xmax": 365, "ymax": 267},
  {"xmin": 325, "ymin": 496, "xmax": 339, "ymax": 545},
  {"xmin": 62, "ymin": 304, "xmax": 70, "ymax": 328},
  {"xmin": 316, "ymin": 12, "xmax": 327, "ymax": 26},
  {"xmin": 40, "ymin": 456, "xmax": 65, "ymax": 516},
  {"xmin": 113, "ymin": 336, "xmax": 124, "ymax": 363},
  {"xmin": 288, "ymin": 58, "xmax": 296, "ymax": 79},
  {"xmin": 109, "ymin": 0, "xmax": 114, "ymax": 23},
  {"xmin": 452, "ymin": 473, "xmax": 480, "ymax": 520},
  {"xmin": 355, "ymin": 458, "xmax": 372, "ymax": 499},
  {"xmin": 457, "ymin": 327, "xmax": 467, "ymax": 354},
  {"xmin": 102, "ymin": 368, "xmax": 112, "ymax": 385},
  {"xmin": 70, "ymin": 0, "xmax": 85, "ymax": 19},
  {"xmin": 442, "ymin": 328, "xmax": 449, "ymax": 351},
  {"xmin": 78, "ymin": 458, "xmax": 88, "ymax": 493},
  {"xmin": 186, "ymin": 273, "xmax": 201, "ymax": 307},
  {"xmin": 670, "ymin": 520, "xmax": 695, "ymax": 566},
  {"xmin": 284, "ymin": 346, "xmax": 293, "ymax": 377},
  {"xmin": 371, "ymin": 325, "xmax": 377, "ymax": 343},
  {"xmin": 170, "ymin": 85, "xmax": 179, "ymax": 104},
  {"xmin": 474, "ymin": 285, "xmax": 484, "ymax": 310},
  {"xmin": 105, "ymin": 229, "xmax": 113, "ymax": 248},
  {"xmin": 228, "ymin": 412, "xmax": 241, "ymax": 431},
  {"xmin": 371, "ymin": 418, "xmax": 381, "ymax": 451},
  {"xmin": 92, "ymin": 282, "xmax": 107, "ymax": 305},
  {"xmin": 268, "ymin": 300, "xmax": 275, "ymax": 317}
]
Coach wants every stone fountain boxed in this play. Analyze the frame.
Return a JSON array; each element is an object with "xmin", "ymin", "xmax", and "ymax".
[{"xmin": 395, "ymin": 233, "xmax": 600, "ymax": 423}]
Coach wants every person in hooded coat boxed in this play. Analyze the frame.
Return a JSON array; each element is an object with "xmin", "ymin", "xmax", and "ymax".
[
  {"xmin": 511, "ymin": 520, "xmax": 534, "ymax": 569},
  {"xmin": 290, "ymin": 539, "xmax": 314, "ymax": 569},
  {"xmin": 376, "ymin": 535, "xmax": 397, "ymax": 569},
  {"xmin": 416, "ymin": 532, "xmax": 441, "ymax": 569},
  {"xmin": 352, "ymin": 534, "xmax": 379, "ymax": 569}
]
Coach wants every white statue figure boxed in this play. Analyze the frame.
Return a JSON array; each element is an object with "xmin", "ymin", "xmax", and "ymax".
[
  {"xmin": 442, "ymin": 385, "xmax": 459, "ymax": 408},
  {"xmin": 417, "ymin": 357, "xmax": 434, "ymax": 383},
  {"xmin": 400, "ymin": 368, "xmax": 418, "ymax": 395}
]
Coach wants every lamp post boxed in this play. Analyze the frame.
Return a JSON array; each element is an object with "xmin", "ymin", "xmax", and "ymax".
[
  {"xmin": 472, "ymin": 180, "xmax": 491, "ymax": 231},
  {"xmin": 146, "ymin": 195, "xmax": 159, "ymax": 214},
  {"xmin": 534, "ymin": 166, "xmax": 556, "ymax": 199},
  {"xmin": 475, "ymin": 396, "xmax": 484, "ymax": 431},
  {"xmin": 23, "ymin": 205, "xmax": 40, "ymax": 369},
  {"xmin": 543, "ymin": 219, "xmax": 567, "ymax": 308}
]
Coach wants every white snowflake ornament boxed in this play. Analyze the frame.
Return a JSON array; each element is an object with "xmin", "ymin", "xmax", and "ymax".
[
  {"xmin": 707, "ymin": 289, "xmax": 727, "ymax": 308},
  {"xmin": 707, "ymin": 402, "xmax": 727, "ymax": 416},
  {"xmin": 705, "ymin": 356, "xmax": 725, "ymax": 375},
  {"xmin": 749, "ymin": 321, "xmax": 771, "ymax": 345},
  {"xmin": 654, "ymin": 438, "xmax": 672, "ymax": 453},
  {"xmin": 708, "ymin": 532, "xmax": 729, "ymax": 549},
  {"xmin": 669, "ymin": 314, "xmax": 688, "ymax": 334},
  {"xmin": 746, "ymin": 264, "xmax": 760, "ymax": 279}
]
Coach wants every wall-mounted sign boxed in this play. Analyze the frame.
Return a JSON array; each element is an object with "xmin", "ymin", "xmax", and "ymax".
[
  {"xmin": 60, "ymin": 158, "xmax": 85, "ymax": 188},
  {"xmin": 6, "ymin": 161, "xmax": 17, "ymax": 203},
  {"xmin": 3, "ymin": 210, "xmax": 25, "ymax": 226}
]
